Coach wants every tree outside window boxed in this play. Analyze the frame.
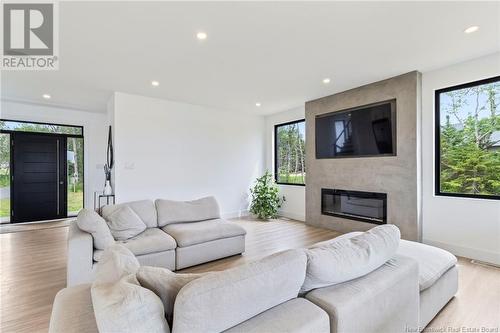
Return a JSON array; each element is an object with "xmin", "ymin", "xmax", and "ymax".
[
  {"xmin": 436, "ymin": 76, "xmax": 500, "ymax": 199},
  {"xmin": 275, "ymin": 120, "xmax": 306, "ymax": 185}
]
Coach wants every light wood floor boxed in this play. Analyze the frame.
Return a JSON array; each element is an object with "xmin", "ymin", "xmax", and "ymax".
[{"xmin": 1, "ymin": 218, "xmax": 499, "ymax": 332}]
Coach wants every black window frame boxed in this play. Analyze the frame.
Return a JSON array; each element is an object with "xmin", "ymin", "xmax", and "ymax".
[
  {"xmin": 274, "ymin": 119, "xmax": 306, "ymax": 186},
  {"xmin": 435, "ymin": 76, "xmax": 500, "ymax": 201}
]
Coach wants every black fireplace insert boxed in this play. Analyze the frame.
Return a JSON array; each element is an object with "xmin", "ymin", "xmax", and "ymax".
[{"xmin": 321, "ymin": 189, "xmax": 387, "ymax": 225}]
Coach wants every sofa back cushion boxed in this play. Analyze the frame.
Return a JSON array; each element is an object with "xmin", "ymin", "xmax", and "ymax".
[
  {"xmin": 91, "ymin": 244, "xmax": 170, "ymax": 333},
  {"xmin": 102, "ymin": 200, "xmax": 158, "ymax": 228},
  {"xmin": 106, "ymin": 206, "xmax": 147, "ymax": 241},
  {"xmin": 137, "ymin": 266, "xmax": 205, "ymax": 326},
  {"xmin": 76, "ymin": 209, "xmax": 115, "ymax": 250},
  {"xmin": 156, "ymin": 196, "xmax": 220, "ymax": 227},
  {"xmin": 172, "ymin": 249, "xmax": 307, "ymax": 333},
  {"xmin": 301, "ymin": 224, "xmax": 400, "ymax": 293}
]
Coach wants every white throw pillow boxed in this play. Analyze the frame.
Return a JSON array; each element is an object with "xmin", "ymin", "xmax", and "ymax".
[
  {"xmin": 91, "ymin": 244, "xmax": 170, "ymax": 333},
  {"xmin": 92, "ymin": 274, "xmax": 170, "ymax": 333},
  {"xmin": 106, "ymin": 206, "xmax": 147, "ymax": 241},
  {"xmin": 301, "ymin": 224, "xmax": 400, "ymax": 292},
  {"xmin": 76, "ymin": 209, "xmax": 115, "ymax": 250},
  {"xmin": 137, "ymin": 266, "xmax": 204, "ymax": 325}
]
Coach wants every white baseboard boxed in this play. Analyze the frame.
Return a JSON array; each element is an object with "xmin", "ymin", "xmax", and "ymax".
[
  {"xmin": 222, "ymin": 210, "xmax": 249, "ymax": 219},
  {"xmin": 278, "ymin": 210, "xmax": 305, "ymax": 222},
  {"xmin": 423, "ymin": 238, "xmax": 500, "ymax": 266}
]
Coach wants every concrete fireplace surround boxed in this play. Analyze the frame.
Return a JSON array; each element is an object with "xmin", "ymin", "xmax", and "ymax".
[{"xmin": 305, "ymin": 71, "xmax": 422, "ymax": 241}]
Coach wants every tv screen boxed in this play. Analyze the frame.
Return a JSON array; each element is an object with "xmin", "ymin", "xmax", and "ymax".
[{"xmin": 315, "ymin": 100, "xmax": 396, "ymax": 158}]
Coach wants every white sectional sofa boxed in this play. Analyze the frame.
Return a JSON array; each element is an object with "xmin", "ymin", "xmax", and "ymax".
[
  {"xmin": 68, "ymin": 196, "xmax": 246, "ymax": 286},
  {"xmin": 53, "ymin": 225, "xmax": 458, "ymax": 333}
]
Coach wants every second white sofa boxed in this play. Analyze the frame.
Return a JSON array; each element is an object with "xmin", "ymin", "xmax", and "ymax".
[{"xmin": 68, "ymin": 196, "xmax": 246, "ymax": 286}]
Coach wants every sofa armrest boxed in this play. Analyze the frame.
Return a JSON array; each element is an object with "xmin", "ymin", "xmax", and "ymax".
[
  {"xmin": 49, "ymin": 284, "xmax": 98, "ymax": 333},
  {"xmin": 305, "ymin": 255, "xmax": 419, "ymax": 333},
  {"xmin": 67, "ymin": 221, "xmax": 96, "ymax": 286}
]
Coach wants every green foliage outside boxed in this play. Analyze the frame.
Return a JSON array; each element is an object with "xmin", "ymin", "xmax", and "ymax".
[
  {"xmin": 276, "ymin": 121, "xmax": 305, "ymax": 185},
  {"xmin": 250, "ymin": 171, "xmax": 283, "ymax": 220},
  {"xmin": 439, "ymin": 81, "xmax": 500, "ymax": 196},
  {"xmin": 68, "ymin": 191, "xmax": 84, "ymax": 214},
  {"xmin": 0, "ymin": 173, "xmax": 9, "ymax": 188},
  {"xmin": 277, "ymin": 173, "xmax": 305, "ymax": 184},
  {"xmin": 0, "ymin": 198, "xmax": 9, "ymax": 218},
  {"xmin": 67, "ymin": 137, "xmax": 84, "ymax": 214}
]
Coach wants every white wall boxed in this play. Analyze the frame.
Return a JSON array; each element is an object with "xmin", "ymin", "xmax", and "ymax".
[
  {"xmin": 110, "ymin": 92, "xmax": 265, "ymax": 218},
  {"xmin": 421, "ymin": 53, "xmax": 500, "ymax": 265},
  {"xmin": 0, "ymin": 100, "xmax": 108, "ymax": 210},
  {"xmin": 265, "ymin": 106, "xmax": 306, "ymax": 221}
]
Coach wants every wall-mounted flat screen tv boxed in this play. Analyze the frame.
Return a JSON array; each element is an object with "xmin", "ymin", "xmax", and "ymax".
[{"xmin": 315, "ymin": 99, "xmax": 396, "ymax": 158}]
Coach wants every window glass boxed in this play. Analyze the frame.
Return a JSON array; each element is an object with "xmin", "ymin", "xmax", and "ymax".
[
  {"xmin": 67, "ymin": 137, "xmax": 84, "ymax": 215},
  {"xmin": 436, "ymin": 77, "xmax": 500, "ymax": 199},
  {"xmin": 0, "ymin": 133, "xmax": 10, "ymax": 222},
  {"xmin": 275, "ymin": 120, "xmax": 306, "ymax": 185},
  {"xmin": 0, "ymin": 120, "xmax": 82, "ymax": 136}
]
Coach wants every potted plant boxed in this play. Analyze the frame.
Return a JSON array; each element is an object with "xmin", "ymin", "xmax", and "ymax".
[{"xmin": 249, "ymin": 171, "xmax": 283, "ymax": 220}]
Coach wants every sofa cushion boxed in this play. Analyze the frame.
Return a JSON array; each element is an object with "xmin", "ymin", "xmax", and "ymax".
[
  {"xmin": 106, "ymin": 206, "xmax": 147, "ymax": 241},
  {"xmin": 91, "ymin": 245, "xmax": 170, "ymax": 333},
  {"xmin": 305, "ymin": 255, "xmax": 419, "ymax": 333},
  {"xmin": 76, "ymin": 209, "xmax": 115, "ymax": 250},
  {"xmin": 92, "ymin": 274, "xmax": 170, "ymax": 333},
  {"xmin": 397, "ymin": 240, "xmax": 457, "ymax": 291},
  {"xmin": 301, "ymin": 224, "xmax": 400, "ymax": 292},
  {"xmin": 119, "ymin": 228, "xmax": 177, "ymax": 256},
  {"xmin": 162, "ymin": 219, "xmax": 246, "ymax": 247},
  {"xmin": 156, "ymin": 196, "xmax": 220, "ymax": 227},
  {"xmin": 224, "ymin": 298, "xmax": 330, "ymax": 333},
  {"xmin": 94, "ymin": 244, "xmax": 140, "ymax": 284},
  {"xmin": 321, "ymin": 231, "xmax": 458, "ymax": 291},
  {"xmin": 172, "ymin": 249, "xmax": 307, "ymax": 333},
  {"xmin": 137, "ymin": 266, "xmax": 204, "ymax": 325},
  {"xmin": 102, "ymin": 200, "xmax": 158, "ymax": 228}
]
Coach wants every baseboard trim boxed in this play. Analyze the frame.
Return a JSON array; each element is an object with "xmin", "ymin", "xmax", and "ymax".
[
  {"xmin": 278, "ymin": 210, "xmax": 305, "ymax": 222},
  {"xmin": 222, "ymin": 210, "xmax": 249, "ymax": 219},
  {"xmin": 423, "ymin": 238, "xmax": 500, "ymax": 266}
]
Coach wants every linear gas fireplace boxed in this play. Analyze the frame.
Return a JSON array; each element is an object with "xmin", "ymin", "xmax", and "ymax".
[{"xmin": 321, "ymin": 189, "xmax": 387, "ymax": 225}]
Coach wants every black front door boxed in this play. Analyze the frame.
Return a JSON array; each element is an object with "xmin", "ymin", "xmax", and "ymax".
[{"xmin": 11, "ymin": 133, "xmax": 67, "ymax": 223}]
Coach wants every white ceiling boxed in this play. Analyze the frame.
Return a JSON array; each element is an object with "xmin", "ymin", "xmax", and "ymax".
[{"xmin": 1, "ymin": 1, "xmax": 499, "ymax": 115}]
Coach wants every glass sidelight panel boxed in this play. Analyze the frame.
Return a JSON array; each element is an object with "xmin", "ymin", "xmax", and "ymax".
[
  {"xmin": 0, "ymin": 133, "xmax": 10, "ymax": 222},
  {"xmin": 67, "ymin": 137, "xmax": 84, "ymax": 215}
]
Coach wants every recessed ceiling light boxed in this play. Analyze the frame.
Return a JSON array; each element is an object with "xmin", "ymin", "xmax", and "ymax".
[
  {"xmin": 255, "ymin": 102, "xmax": 261, "ymax": 107},
  {"xmin": 323, "ymin": 78, "xmax": 331, "ymax": 84},
  {"xmin": 196, "ymin": 32, "xmax": 207, "ymax": 40},
  {"xmin": 464, "ymin": 26, "xmax": 479, "ymax": 34},
  {"xmin": 42, "ymin": 94, "xmax": 51, "ymax": 99},
  {"xmin": 151, "ymin": 80, "xmax": 160, "ymax": 87}
]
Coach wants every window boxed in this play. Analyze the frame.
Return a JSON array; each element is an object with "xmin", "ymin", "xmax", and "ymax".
[
  {"xmin": 435, "ymin": 76, "xmax": 500, "ymax": 200},
  {"xmin": 0, "ymin": 133, "xmax": 10, "ymax": 222},
  {"xmin": 67, "ymin": 137, "xmax": 84, "ymax": 215},
  {"xmin": 274, "ymin": 119, "xmax": 306, "ymax": 185},
  {"xmin": 0, "ymin": 120, "xmax": 83, "ymax": 136}
]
